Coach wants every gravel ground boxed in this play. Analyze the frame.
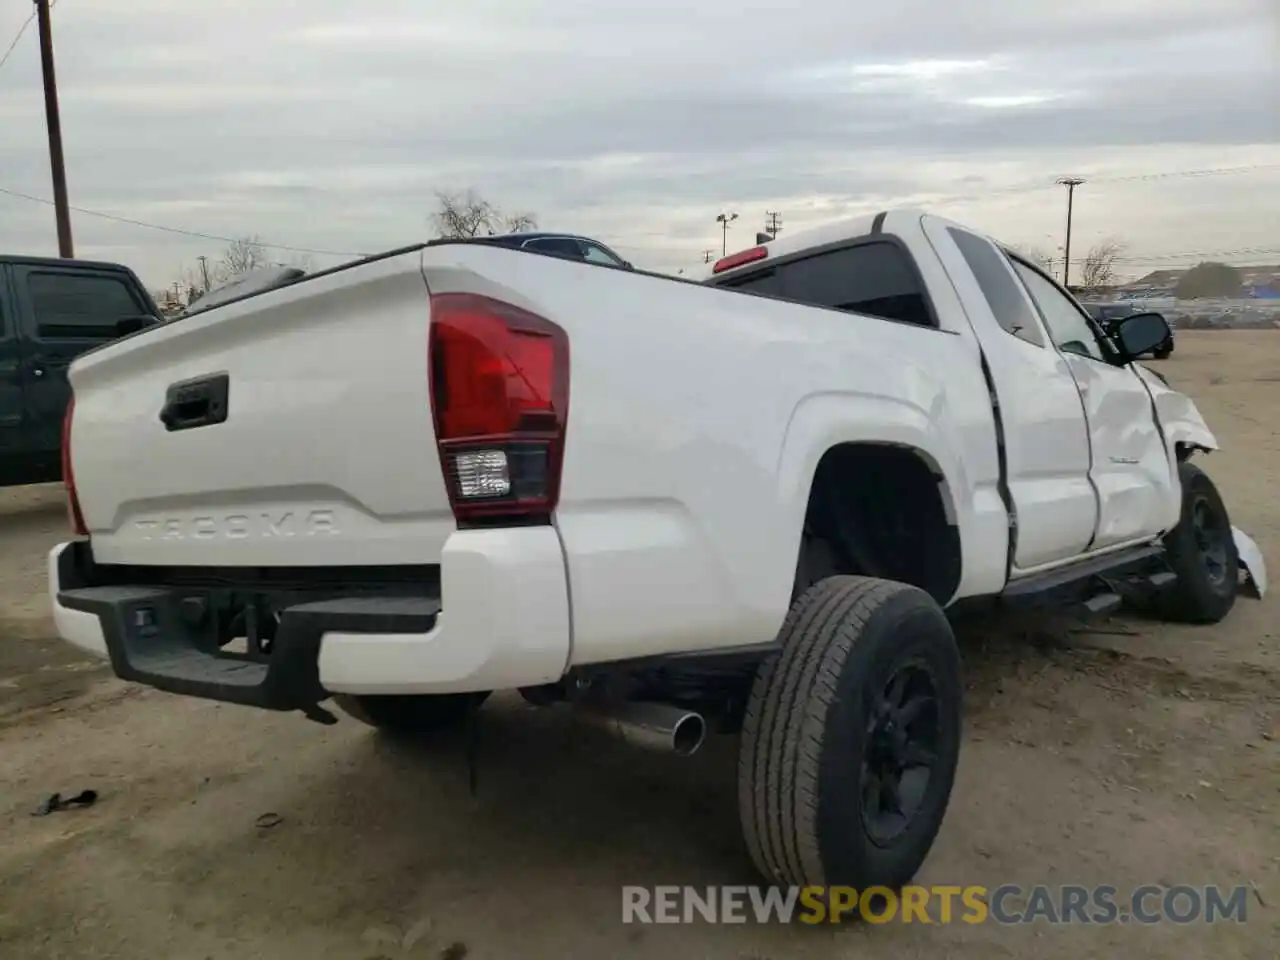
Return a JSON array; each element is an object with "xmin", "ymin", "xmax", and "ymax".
[{"xmin": 0, "ymin": 330, "xmax": 1276, "ymax": 959}]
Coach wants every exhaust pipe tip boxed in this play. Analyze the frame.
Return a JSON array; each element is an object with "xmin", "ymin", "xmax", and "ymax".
[
  {"xmin": 670, "ymin": 712, "xmax": 707, "ymax": 757},
  {"xmin": 574, "ymin": 701, "xmax": 709, "ymax": 756}
]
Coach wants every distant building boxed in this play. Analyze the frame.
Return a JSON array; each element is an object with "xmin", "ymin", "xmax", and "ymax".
[
  {"xmin": 1114, "ymin": 269, "xmax": 1185, "ymax": 298},
  {"xmin": 1114, "ymin": 264, "xmax": 1280, "ymax": 299}
]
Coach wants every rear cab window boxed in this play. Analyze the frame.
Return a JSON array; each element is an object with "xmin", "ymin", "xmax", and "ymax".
[
  {"xmin": 523, "ymin": 237, "xmax": 585, "ymax": 260},
  {"xmin": 25, "ymin": 270, "xmax": 150, "ymax": 340},
  {"xmin": 715, "ymin": 239, "xmax": 936, "ymax": 329}
]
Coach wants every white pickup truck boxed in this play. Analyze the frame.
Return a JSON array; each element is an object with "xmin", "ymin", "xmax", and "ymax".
[{"xmin": 50, "ymin": 208, "xmax": 1265, "ymax": 894}]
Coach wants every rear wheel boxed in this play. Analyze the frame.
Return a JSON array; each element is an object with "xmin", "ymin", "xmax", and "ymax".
[
  {"xmin": 333, "ymin": 691, "xmax": 490, "ymax": 737},
  {"xmin": 1153, "ymin": 342, "xmax": 1173, "ymax": 360},
  {"xmin": 738, "ymin": 576, "xmax": 962, "ymax": 891},
  {"xmin": 1157, "ymin": 462, "xmax": 1238, "ymax": 624}
]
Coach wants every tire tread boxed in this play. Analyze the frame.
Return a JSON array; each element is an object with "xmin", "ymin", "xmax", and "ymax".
[{"xmin": 739, "ymin": 575, "xmax": 916, "ymax": 886}]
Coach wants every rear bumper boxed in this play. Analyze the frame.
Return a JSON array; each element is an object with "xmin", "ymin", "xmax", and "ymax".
[{"xmin": 48, "ymin": 527, "xmax": 572, "ymax": 712}]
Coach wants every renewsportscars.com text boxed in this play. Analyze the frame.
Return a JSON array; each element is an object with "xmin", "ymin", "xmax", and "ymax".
[{"xmin": 621, "ymin": 884, "xmax": 1251, "ymax": 925}]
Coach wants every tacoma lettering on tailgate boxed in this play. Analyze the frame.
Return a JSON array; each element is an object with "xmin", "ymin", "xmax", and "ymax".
[{"xmin": 132, "ymin": 510, "xmax": 338, "ymax": 540}]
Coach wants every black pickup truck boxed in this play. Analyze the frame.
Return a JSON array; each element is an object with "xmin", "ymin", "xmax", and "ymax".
[{"xmin": 1, "ymin": 255, "xmax": 160, "ymax": 487}]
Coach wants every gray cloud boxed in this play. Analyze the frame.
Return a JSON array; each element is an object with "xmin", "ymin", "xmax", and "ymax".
[{"xmin": 0, "ymin": 0, "xmax": 1276, "ymax": 284}]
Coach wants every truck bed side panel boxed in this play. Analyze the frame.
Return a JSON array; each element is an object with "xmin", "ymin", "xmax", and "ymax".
[{"xmin": 417, "ymin": 245, "xmax": 1005, "ymax": 666}]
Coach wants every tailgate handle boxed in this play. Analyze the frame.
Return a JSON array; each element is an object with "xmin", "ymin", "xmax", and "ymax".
[{"xmin": 160, "ymin": 374, "xmax": 230, "ymax": 432}]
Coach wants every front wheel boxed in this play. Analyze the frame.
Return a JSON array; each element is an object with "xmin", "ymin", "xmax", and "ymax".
[
  {"xmin": 738, "ymin": 576, "xmax": 962, "ymax": 891},
  {"xmin": 333, "ymin": 691, "xmax": 490, "ymax": 737},
  {"xmin": 1157, "ymin": 461, "xmax": 1238, "ymax": 623}
]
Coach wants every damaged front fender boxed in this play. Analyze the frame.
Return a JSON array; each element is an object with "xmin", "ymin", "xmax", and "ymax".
[
  {"xmin": 1133, "ymin": 364, "xmax": 1218, "ymax": 456},
  {"xmin": 1232, "ymin": 526, "xmax": 1268, "ymax": 599}
]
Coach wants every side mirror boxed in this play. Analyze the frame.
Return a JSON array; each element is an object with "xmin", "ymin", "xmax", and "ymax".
[{"xmin": 1113, "ymin": 312, "xmax": 1171, "ymax": 360}]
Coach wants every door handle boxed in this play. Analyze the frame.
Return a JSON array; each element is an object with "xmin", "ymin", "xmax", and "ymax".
[
  {"xmin": 159, "ymin": 373, "xmax": 230, "ymax": 432},
  {"xmin": 32, "ymin": 368, "xmax": 44, "ymax": 377}
]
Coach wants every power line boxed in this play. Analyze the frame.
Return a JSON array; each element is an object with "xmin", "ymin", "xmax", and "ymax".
[
  {"xmin": 0, "ymin": 184, "xmax": 368, "ymax": 258},
  {"xmin": 1, "ymin": 159, "xmax": 1275, "ymax": 265},
  {"xmin": 0, "ymin": 10, "xmax": 36, "ymax": 76},
  {"xmin": 612, "ymin": 162, "xmax": 1280, "ymax": 242},
  {"xmin": 1070, "ymin": 246, "xmax": 1280, "ymax": 265}
]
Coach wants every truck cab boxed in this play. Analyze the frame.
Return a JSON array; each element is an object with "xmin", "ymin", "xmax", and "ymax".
[{"xmin": 0, "ymin": 255, "xmax": 159, "ymax": 486}]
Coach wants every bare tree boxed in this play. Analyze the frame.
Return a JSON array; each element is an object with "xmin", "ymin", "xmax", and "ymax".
[
  {"xmin": 1078, "ymin": 238, "xmax": 1126, "ymax": 290},
  {"xmin": 216, "ymin": 235, "xmax": 269, "ymax": 281},
  {"xmin": 1011, "ymin": 245, "xmax": 1055, "ymax": 272},
  {"xmin": 171, "ymin": 241, "xmax": 311, "ymax": 307},
  {"xmin": 431, "ymin": 189, "xmax": 538, "ymax": 239},
  {"xmin": 503, "ymin": 210, "xmax": 538, "ymax": 233}
]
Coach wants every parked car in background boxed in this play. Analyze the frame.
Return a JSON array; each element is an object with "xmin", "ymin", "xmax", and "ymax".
[
  {"xmin": 447, "ymin": 231, "xmax": 634, "ymax": 269},
  {"xmin": 1, "ymin": 254, "xmax": 160, "ymax": 486},
  {"xmin": 1085, "ymin": 301, "xmax": 1174, "ymax": 358}
]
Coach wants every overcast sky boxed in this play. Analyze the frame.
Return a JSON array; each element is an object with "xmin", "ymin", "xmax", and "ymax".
[{"xmin": 1, "ymin": 0, "xmax": 1277, "ymax": 289}]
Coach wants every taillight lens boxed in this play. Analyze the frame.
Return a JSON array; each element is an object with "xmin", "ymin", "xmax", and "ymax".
[
  {"xmin": 61, "ymin": 397, "xmax": 88, "ymax": 536},
  {"xmin": 429, "ymin": 292, "xmax": 569, "ymax": 524}
]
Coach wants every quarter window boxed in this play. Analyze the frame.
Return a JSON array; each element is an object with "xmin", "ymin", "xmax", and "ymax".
[{"xmin": 580, "ymin": 242, "xmax": 625, "ymax": 267}]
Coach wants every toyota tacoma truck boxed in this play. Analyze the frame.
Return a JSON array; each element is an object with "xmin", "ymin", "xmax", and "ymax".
[{"xmin": 49, "ymin": 209, "xmax": 1266, "ymax": 895}]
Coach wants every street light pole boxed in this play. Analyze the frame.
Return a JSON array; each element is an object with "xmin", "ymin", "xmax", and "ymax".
[
  {"xmin": 715, "ymin": 212, "xmax": 738, "ymax": 256},
  {"xmin": 34, "ymin": 0, "xmax": 73, "ymax": 258},
  {"xmin": 1056, "ymin": 177, "xmax": 1085, "ymax": 288}
]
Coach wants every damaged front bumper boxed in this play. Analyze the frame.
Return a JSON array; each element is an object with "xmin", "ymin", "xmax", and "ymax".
[{"xmin": 1232, "ymin": 526, "xmax": 1268, "ymax": 598}]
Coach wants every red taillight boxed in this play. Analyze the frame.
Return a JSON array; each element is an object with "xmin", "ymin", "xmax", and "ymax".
[
  {"xmin": 712, "ymin": 245, "xmax": 768, "ymax": 274},
  {"xmin": 428, "ymin": 292, "xmax": 569, "ymax": 524},
  {"xmin": 61, "ymin": 397, "xmax": 88, "ymax": 536}
]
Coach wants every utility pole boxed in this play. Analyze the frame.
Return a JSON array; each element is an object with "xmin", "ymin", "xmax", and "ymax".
[
  {"xmin": 765, "ymin": 211, "xmax": 782, "ymax": 239},
  {"xmin": 715, "ymin": 212, "xmax": 738, "ymax": 256},
  {"xmin": 197, "ymin": 255, "xmax": 211, "ymax": 291},
  {"xmin": 34, "ymin": 0, "xmax": 73, "ymax": 258},
  {"xmin": 1056, "ymin": 177, "xmax": 1085, "ymax": 288}
]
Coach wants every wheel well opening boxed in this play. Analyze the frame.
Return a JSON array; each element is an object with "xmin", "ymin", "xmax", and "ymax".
[
  {"xmin": 1175, "ymin": 440, "xmax": 1209, "ymax": 462},
  {"xmin": 796, "ymin": 443, "xmax": 962, "ymax": 604}
]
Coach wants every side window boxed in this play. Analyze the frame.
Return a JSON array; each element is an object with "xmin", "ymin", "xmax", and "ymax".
[
  {"xmin": 1010, "ymin": 260, "xmax": 1106, "ymax": 362},
  {"xmin": 27, "ymin": 271, "xmax": 144, "ymax": 339},
  {"xmin": 947, "ymin": 228, "xmax": 1044, "ymax": 347},
  {"xmin": 580, "ymin": 242, "xmax": 625, "ymax": 267},
  {"xmin": 774, "ymin": 241, "xmax": 934, "ymax": 327},
  {"xmin": 524, "ymin": 237, "xmax": 584, "ymax": 260}
]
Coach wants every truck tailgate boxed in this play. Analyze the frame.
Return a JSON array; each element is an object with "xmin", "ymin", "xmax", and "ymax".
[{"xmin": 68, "ymin": 250, "xmax": 456, "ymax": 567}]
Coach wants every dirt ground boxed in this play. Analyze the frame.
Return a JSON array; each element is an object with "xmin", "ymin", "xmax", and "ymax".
[{"xmin": 1, "ymin": 330, "xmax": 1276, "ymax": 959}]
